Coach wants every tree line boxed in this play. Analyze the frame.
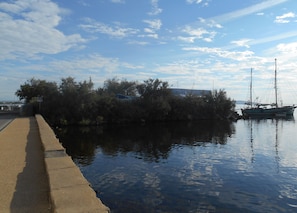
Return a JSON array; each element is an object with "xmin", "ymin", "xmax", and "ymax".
[{"xmin": 15, "ymin": 77, "xmax": 237, "ymax": 126}]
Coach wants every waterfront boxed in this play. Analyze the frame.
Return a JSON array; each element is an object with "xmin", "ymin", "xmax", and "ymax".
[{"xmin": 56, "ymin": 118, "xmax": 297, "ymax": 213}]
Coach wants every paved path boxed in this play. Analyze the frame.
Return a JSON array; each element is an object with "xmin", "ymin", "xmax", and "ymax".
[{"xmin": 0, "ymin": 117, "xmax": 51, "ymax": 212}]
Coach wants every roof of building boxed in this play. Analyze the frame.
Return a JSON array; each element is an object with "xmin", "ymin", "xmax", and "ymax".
[{"xmin": 169, "ymin": 88, "xmax": 211, "ymax": 97}]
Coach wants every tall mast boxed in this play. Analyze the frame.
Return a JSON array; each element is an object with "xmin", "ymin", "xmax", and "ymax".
[
  {"xmin": 250, "ymin": 68, "xmax": 253, "ymax": 108},
  {"xmin": 275, "ymin": 58, "xmax": 278, "ymax": 107}
]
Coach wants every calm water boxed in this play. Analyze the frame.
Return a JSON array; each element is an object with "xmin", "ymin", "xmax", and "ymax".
[{"xmin": 56, "ymin": 119, "xmax": 297, "ymax": 213}]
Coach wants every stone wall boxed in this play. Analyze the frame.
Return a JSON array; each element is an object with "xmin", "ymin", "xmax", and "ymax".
[{"xmin": 35, "ymin": 114, "xmax": 110, "ymax": 213}]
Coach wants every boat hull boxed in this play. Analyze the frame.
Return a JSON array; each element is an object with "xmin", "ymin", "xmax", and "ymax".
[{"xmin": 241, "ymin": 106, "xmax": 295, "ymax": 119}]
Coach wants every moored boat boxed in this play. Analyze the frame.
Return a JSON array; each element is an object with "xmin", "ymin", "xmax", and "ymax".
[
  {"xmin": 241, "ymin": 59, "xmax": 296, "ymax": 119},
  {"xmin": 242, "ymin": 105, "xmax": 295, "ymax": 118}
]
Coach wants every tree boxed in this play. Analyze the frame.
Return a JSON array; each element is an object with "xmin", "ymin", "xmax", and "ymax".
[
  {"xmin": 104, "ymin": 77, "xmax": 137, "ymax": 96},
  {"xmin": 136, "ymin": 79, "xmax": 172, "ymax": 121},
  {"xmin": 16, "ymin": 77, "xmax": 237, "ymax": 125},
  {"xmin": 58, "ymin": 77, "xmax": 97, "ymax": 125},
  {"xmin": 136, "ymin": 78, "xmax": 171, "ymax": 101},
  {"xmin": 15, "ymin": 78, "xmax": 59, "ymax": 115},
  {"xmin": 15, "ymin": 78, "xmax": 58, "ymax": 103},
  {"xmin": 204, "ymin": 89, "xmax": 236, "ymax": 119}
]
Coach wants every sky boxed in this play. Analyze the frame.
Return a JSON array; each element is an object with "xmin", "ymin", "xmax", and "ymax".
[{"xmin": 1, "ymin": 0, "xmax": 297, "ymax": 105}]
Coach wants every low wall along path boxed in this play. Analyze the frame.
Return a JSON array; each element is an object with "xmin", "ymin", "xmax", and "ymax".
[{"xmin": 0, "ymin": 115, "xmax": 110, "ymax": 213}]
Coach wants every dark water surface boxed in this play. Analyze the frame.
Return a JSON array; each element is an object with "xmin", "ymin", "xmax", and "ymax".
[{"xmin": 56, "ymin": 119, "xmax": 297, "ymax": 213}]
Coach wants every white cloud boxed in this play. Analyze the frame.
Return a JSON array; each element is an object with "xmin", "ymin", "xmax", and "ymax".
[
  {"xmin": 153, "ymin": 62, "xmax": 198, "ymax": 75},
  {"xmin": 0, "ymin": 0, "xmax": 70, "ymax": 27},
  {"xmin": 144, "ymin": 28, "xmax": 155, "ymax": 34},
  {"xmin": 142, "ymin": 19, "xmax": 162, "ymax": 39},
  {"xmin": 186, "ymin": 0, "xmax": 203, "ymax": 4},
  {"xmin": 5, "ymin": 53, "xmax": 141, "ymax": 80},
  {"xmin": 183, "ymin": 26, "xmax": 208, "ymax": 37},
  {"xmin": 110, "ymin": 0, "xmax": 125, "ymax": 3},
  {"xmin": 127, "ymin": 40, "xmax": 149, "ymax": 46},
  {"xmin": 80, "ymin": 19, "xmax": 139, "ymax": 38},
  {"xmin": 148, "ymin": 0, "xmax": 162, "ymax": 16},
  {"xmin": 146, "ymin": 34, "xmax": 159, "ymax": 39},
  {"xmin": 0, "ymin": 0, "xmax": 85, "ymax": 60},
  {"xmin": 49, "ymin": 54, "xmax": 120, "ymax": 75},
  {"xmin": 183, "ymin": 47, "xmax": 254, "ymax": 61},
  {"xmin": 0, "ymin": 53, "xmax": 146, "ymax": 98},
  {"xmin": 186, "ymin": 0, "xmax": 210, "ymax": 6},
  {"xmin": 211, "ymin": 0, "xmax": 288, "ymax": 23},
  {"xmin": 138, "ymin": 33, "xmax": 159, "ymax": 39},
  {"xmin": 248, "ymin": 30, "xmax": 297, "ymax": 46},
  {"xmin": 143, "ymin": 19, "xmax": 162, "ymax": 30},
  {"xmin": 177, "ymin": 36, "xmax": 196, "ymax": 43},
  {"xmin": 256, "ymin": 12, "xmax": 264, "ymax": 16},
  {"xmin": 77, "ymin": 0, "xmax": 89, "ymax": 7},
  {"xmin": 199, "ymin": 18, "xmax": 223, "ymax": 28},
  {"xmin": 179, "ymin": 26, "xmax": 216, "ymax": 42},
  {"xmin": 277, "ymin": 42, "xmax": 297, "ymax": 54},
  {"xmin": 274, "ymin": 12, "xmax": 296, "ymax": 23},
  {"xmin": 50, "ymin": 54, "xmax": 144, "ymax": 76},
  {"xmin": 231, "ymin": 39, "xmax": 251, "ymax": 48}
]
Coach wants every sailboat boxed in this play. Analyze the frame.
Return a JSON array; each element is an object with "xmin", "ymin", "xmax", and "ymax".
[{"xmin": 241, "ymin": 59, "xmax": 296, "ymax": 118}]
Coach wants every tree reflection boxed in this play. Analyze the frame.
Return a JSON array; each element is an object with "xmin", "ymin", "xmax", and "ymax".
[{"xmin": 56, "ymin": 120, "xmax": 235, "ymax": 165}]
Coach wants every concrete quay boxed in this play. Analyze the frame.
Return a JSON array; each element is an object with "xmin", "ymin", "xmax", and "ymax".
[{"xmin": 0, "ymin": 115, "xmax": 110, "ymax": 213}]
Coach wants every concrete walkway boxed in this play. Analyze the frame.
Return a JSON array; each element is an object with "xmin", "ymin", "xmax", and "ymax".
[{"xmin": 0, "ymin": 117, "xmax": 51, "ymax": 212}]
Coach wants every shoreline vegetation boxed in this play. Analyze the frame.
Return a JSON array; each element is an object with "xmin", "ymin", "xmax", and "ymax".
[{"xmin": 15, "ymin": 77, "xmax": 238, "ymax": 126}]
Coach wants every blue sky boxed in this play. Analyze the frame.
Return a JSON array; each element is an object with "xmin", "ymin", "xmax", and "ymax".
[{"xmin": 1, "ymin": 0, "xmax": 297, "ymax": 105}]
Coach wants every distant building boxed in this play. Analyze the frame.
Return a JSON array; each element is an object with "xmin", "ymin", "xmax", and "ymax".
[
  {"xmin": 115, "ymin": 89, "xmax": 211, "ymax": 100},
  {"xmin": 169, "ymin": 88, "xmax": 211, "ymax": 97},
  {"xmin": 0, "ymin": 102, "xmax": 23, "ymax": 112},
  {"xmin": 116, "ymin": 94, "xmax": 137, "ymax": 100}
]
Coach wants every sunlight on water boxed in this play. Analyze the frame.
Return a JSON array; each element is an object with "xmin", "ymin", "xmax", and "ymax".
[{"xmin": 57, "ymin": 119, "xmax": 297, "ymax": 213}]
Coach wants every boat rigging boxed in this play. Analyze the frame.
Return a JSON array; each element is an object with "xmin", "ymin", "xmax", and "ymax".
[{"xmin": 241, "ymin": 59, "xmax": 296, "ymax": 118}]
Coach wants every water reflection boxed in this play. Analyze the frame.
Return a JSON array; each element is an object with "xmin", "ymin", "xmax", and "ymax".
[
  {"xmin": 244, "ymin": 118, "xmax": 296, "ymax": 169},
  {"xmin": 247, "ymin": 119, "xmax": 282, "ymax": 168},
  {"xmin": 55, "ymin": 119, "xmax": 297, "ymax": 213},
  {"xmin": 56, "ymin": 120, "xmax": 235, "ymax": 165}
]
